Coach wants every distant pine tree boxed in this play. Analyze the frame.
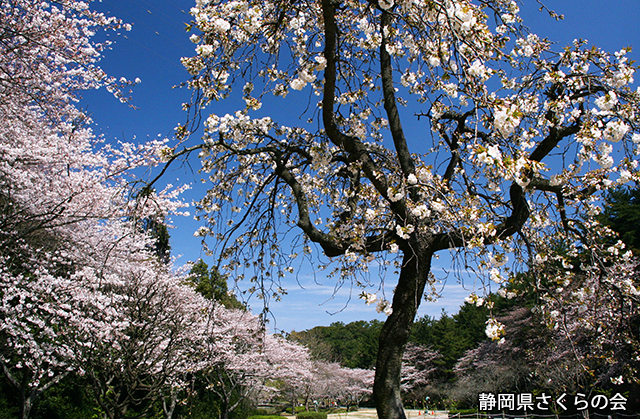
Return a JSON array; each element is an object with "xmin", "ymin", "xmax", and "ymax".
[
  {"xmin": 186, "ymin": 259, "xmax": 245, "ymax": 309},
  {"xmin": 142, "ymin": 217, "xmax": 172, "ymax": 264},
  {"xmin": 599, "ymin": 186, "xmax": 640, "ymax": 256}
]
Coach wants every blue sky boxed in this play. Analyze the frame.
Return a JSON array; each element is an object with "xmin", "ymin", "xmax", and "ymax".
[{"xmin": 81, "ymin": 0, "xmax": 640, "ymax": 333}]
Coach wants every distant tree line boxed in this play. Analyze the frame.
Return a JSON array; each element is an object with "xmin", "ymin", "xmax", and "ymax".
[{"xmin": 288, "ymin": 301, "xmax": 489, "ymax": 377}]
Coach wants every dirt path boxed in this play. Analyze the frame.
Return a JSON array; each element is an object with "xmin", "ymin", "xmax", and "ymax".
[{"xmin": 328, "ymin": 408, "xmax": 448, "ymax": 419}]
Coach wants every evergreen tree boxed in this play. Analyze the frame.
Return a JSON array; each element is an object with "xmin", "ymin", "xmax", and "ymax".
[
  {"xmin": 142, "ymin": 217, "xmax": 172, "ymax": 264},
  {"xmin": 186, "ymin": 259, "xmax": 245, "ymax": 309},
  {"xmin": 289, "ymin": 320, "xmax": 383, "ymax": 369},
  {"xmin": 599, "ymin": 186, "xmax": 640, "ymax": 255}
]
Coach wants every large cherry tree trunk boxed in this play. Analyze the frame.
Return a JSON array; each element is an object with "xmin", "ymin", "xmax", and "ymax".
[{"xmin": 374, "ymin": 250, "xmax": 432, "ymax": 419}]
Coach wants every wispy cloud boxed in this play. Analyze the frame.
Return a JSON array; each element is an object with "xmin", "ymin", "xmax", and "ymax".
[{"xmin": 267, "ymin": 278, "xmax": 474, "ymax": 333}]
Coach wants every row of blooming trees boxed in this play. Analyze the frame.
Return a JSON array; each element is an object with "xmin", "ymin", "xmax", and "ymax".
[
  {"xmin": 0, "ymin": 1, "xmax": 375, "ymax": 418},
  {"xmin": 0, "ymin": 1, "xmax": 181, "ymax": 417}
]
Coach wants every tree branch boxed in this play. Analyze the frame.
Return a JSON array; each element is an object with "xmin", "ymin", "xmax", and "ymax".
[
  {"xmin": 321, "ymin": 0, "xmax": 407, "ymax": 218},
  {"xmin": 273, "ymin": 150, "xmax": 346, "ymax": 257},
  {"xmin": 380, "ymin": 11, "xmax": 416, "ymax": 182}
]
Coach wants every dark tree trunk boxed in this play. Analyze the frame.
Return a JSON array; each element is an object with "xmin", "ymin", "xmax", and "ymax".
[
  {"xmin": 220, "ymin": 396, "xmax": 230, "ymax": 419},
  {"xmin": 374, "ymin": 250, "xmax": 432, "ymax": 419},
  {"xmin": 163, "ymin": 388, "xmax": 178, "ymax": 419},
  {"xmin": 20, "ymin": 396, "xmax": 32, "ymax": 419}
]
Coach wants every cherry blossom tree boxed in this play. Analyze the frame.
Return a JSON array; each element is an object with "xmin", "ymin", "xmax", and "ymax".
[
  {"xmin": 192, "ymin": 305, "xmax": 271, "ymax": 419},
  {"xmin": 0, "ymin": 0, "xmax": 185, "ymax": 253},
  {"xmin": 305, "ymin": 361, "xmax": 373, "ymax": 410},
  {"xmin": 305, "ymin": 361, "xmax": 337, "ymax": 410},
  {"xmin": 0, "ymin": 0, "xmax": 184, "ymax": 285},
  {"xmin": 535, "ymin": 258, "xmax": 640, "ymax": 390},
  {"xmin": 77, "ymin": 258, "xmax": 207, "ymax": 419},
  {"xmin": 400, "ymin": 343, "xmax": 440, "ymax": 397},
  {"xmin": 452, "ymin": 306, "xmax": 548, "ymax": 405},
  {"xmin": 0, "ymin": 0, "xmax": 131, "ymax": 120},
  {"xmin": 0, "ymin": 1, "xmax": 188, "ymax": 417},
  {"xmin": 158, "ymin": 1, "xmax": 640, "ymax": 418},
  {"xmin": 332, "ymin": 366, "xmax": 375, "ymax": 410},
  {"xmin": 264, "ymin": 333, "xmax": 317, "ymax": 411},
  {"xmin": 0, "ymin": 219, "xmax": 195, "ymax": 419},
  {"xmin": 0, "ymin": 251, "xmax": 112, "ymax": 419},
  {"xmin": 453, "ymin": 263, "xmax": 640, "ymax": 406}
]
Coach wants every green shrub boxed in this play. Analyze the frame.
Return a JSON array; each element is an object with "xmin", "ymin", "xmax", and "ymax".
[
  {"xmin": 248, "ymin": 415, "xmax": 284, "ymax": 419},
  {"xmin": 325, "ymin": 408, "xmax": 346, "ymax": 414},
  {"xmin": 253, "ymin": 408, "xmax": 278, "ymax": 416},
  {"xmin": 296, "ymin": 412, "xmax": 327, "ymax": 419},
  {"xmin": 285, "ymin": 406, "xmax": 306, "ymax": 414}
]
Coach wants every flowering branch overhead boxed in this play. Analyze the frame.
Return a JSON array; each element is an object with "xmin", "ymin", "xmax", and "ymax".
[{"xmin": 166, "ymin": 0, "xmax": 640, "ymax": 418}]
